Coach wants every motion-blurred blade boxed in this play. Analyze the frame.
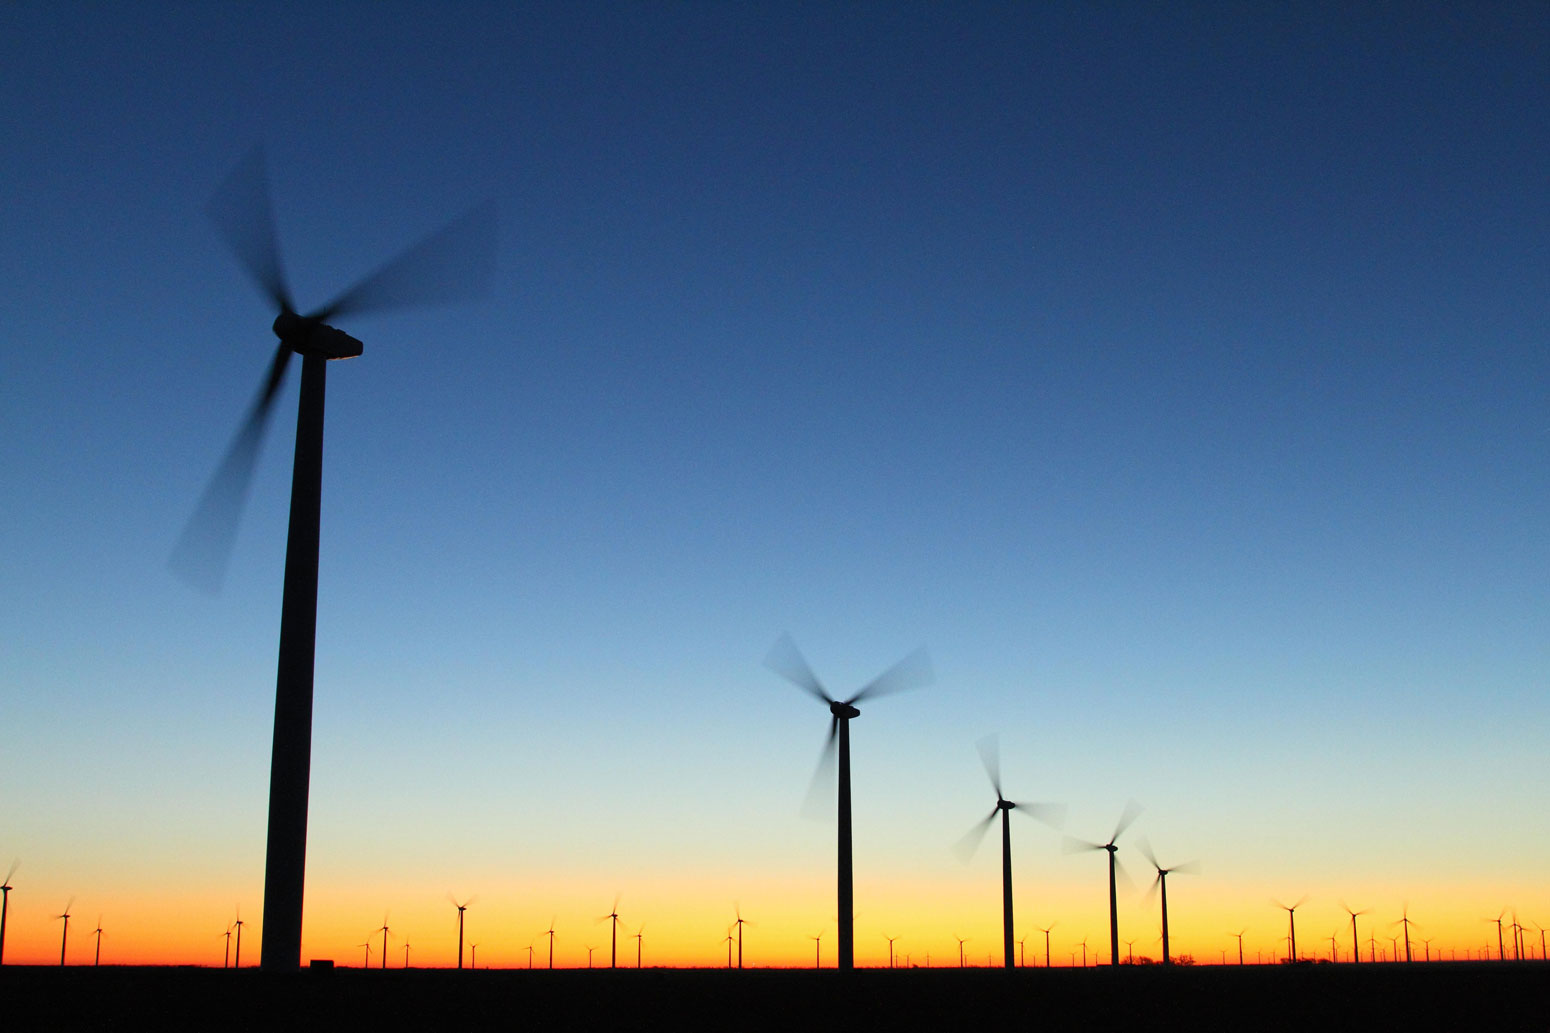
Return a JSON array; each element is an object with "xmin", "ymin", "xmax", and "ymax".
[
  {"xmin": 800, "ymin": 717, "xmax": 840, "ymax": 818},
  {"xmin": 765, "ymin": 633, "xmax": 831, "ymax": 702},
  {"xmin": 169, "ymin": 342, "xmax": 293, "ymax": 592},
  {"xmin": 1170, "ymin": 859, "xmax": 1202, "ymax": 877},
  {"xmin": 207, "ymin": 145, "xmax": 295, "ymax": 314},
  {"xmin": 1113, "ymin": 856, "xmax": 1136, "ymax": 895},
  {"xmin": 975, "ymin": 734, "xmax": 1002, "ymax": 799},
  {"xmin": 4, "ymin": 859, "xmax": 17, "ymax": 884},
  {"xmin": 1009, "ymin": 802, "xmax": 1067, "ymax": 830},
  {"xmin": 850, "ymin": 645, "xmax": 933, "ymax": 704},
  {"xmin": 953, "ymin": 809, "xmax": 999, "ymax": 863},
  {"xmin": 1144, "ymin": 871, "xmax": 1163, "ymax": 904},
  {"xmin": 315, "ymin": 200, "xmax": 497, "ymax": 322},
  {"xmin": 1062, "ymin": 835, "xmax": 1103, "ymax": 854},
  {"xmin": 1110, "ymin": 800, "xmax": 1143, "ymax": 844},
  {"xmin": 1137, "ymin": 837, "xmax": 1160, "ymax": 872}
]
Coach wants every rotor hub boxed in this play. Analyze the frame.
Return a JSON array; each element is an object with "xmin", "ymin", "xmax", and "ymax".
[{"xmin": 830, "ymin": 700, "xmax": 860, "ymax": 720}]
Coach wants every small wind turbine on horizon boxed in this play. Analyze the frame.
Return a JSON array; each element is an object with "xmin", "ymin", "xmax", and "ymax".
[
  {"xmin": 1064, "ymin": 801, "xmax": 1142, "ymax": 967},
  {"xmin": 92, "ymin": 916, "xmax": 104, "ymax": 967},
  {"xmin": 632, "ymin": 924, "xmax": 644, "ymax": 969},
  {"xmin": 1037, "ymin": 922, "xmax": 1056, "ymax": 968},
  {"xmin": 172, "ymin": 148, "xmax": 496, "ymax": 971},
  {"xmin": 955, "ymin": 935, "xmax": 969, "ymax": 968},
  {"xmin": 57, "ymin": 897, "xmax": 74, "ymax": 967},
  {"xmin": 1138, "ymin": 838, "xmax": 1198, "ymax": 966},
  {"xmin": 358, "ymin": 941, "xmax": 372, "ymax": 968},
  {"xmin": 1231, "ymin": 929, "xmax": 1245, "ymax": 965},
  {"xmin": 0, "ymin": 860, "xmax": 17, "ymax": 967},
  {"xmin": 1394, "ymin": 905, "xmax": 1416, "ymax": 963},
  {"xmin": 954, "ymin": 734, "xmax": 1065, "ymax": 970},
  {"xmin": 232, "ymin": 907, "xmax": 245, "ymax": 968},
  {"xmin": 731, "ymin": 904, "xmax": 752, "ymax": 970},
  {"xmin": 221, "ymin": 925, "xmax": 232, "ymax": 969},
  {"xmin": 451, "ymin": 895, "xmax": 474, "ymax": 970},
  {"xmin": 810, "ymin": 931, "xmax": 822, "ymax": 969},
  {"xmin": 885, "ymin": 934, "xmax": 900, "ymax": 969},
  {"xmin": 764, "ymin": 633, "xmax": 933, "ymax": 973},
  {"xmin": 378, "ymin": 913, "xmax": 392, "ymax": 970},
  {"xmin": 597, "ymin": 896, "xmax": 622, "ymax": 969},
  {"xmin": 1275, "ymin": 896, "xmax": 1307, "ymax": 962},
  {"xmin": 544, "ymin": 919, "xmax": 556, "ymax": 970},
  {"xmin": 1341, "ymin": 902, "xmax": 1369, "ymax": 964}
]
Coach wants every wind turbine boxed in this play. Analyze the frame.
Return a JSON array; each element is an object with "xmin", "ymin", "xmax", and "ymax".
[
  {"xmin": 954, "ymin": 734, "xmax": 1065, "ymax": 970},
  {"xmin": 1016, "ymin": 937, "xmax": 1025, "ymax": 968},
  {"xmin": 632, "ymin": 925, "xmax": 644, "ymax": 969},
  {"xmin": 731, "ymin": 905, "xmax": 751, "ymax": 969},
  {"xmin": 403, "ymin": 942, "xmax": 411, "ymax": 969},
  {"xmin": 221, "ymin": 925, "xmax": 232, "ymax": 969},
  {"xmin": 1064, "ymin": 801, "xmax": 1143, "ymax": 966},
  {"xmin": 0, "ymin": 861, "xmax": 16, "ymax": 967},
  {"xmin": 764, "ymin": 633, "xmax": 933, "ymax": 972},
  {"xmin": 1138, "ymin": 838, "xmax": 1198, "ymax": 965},
  {"xmin": 358, "ymin": 941, "xmax": 372, "ymax": 968},
  {"xmin": 172, "ymin": 148, "xmax": 495, "ymax": 971},
  {"xmin": 955, "ymin": 936, "xmax": 969, "ymax": 968},
  {"xmin": 57, "ymin": 897, "xmax": 74, "ymax": 966},
  {"xmin": 885, "ymin": 934, "xmax": 899, "ymax": 969},
  {"xmin": 378, "ymin": 913, "xmax": 392, "ymax": 970},
  {"xmin": 1275, "ymin": 897, "xmax": 1307, "ymax": 962},
  {"xmin": 233, "ymin": 908, "xmax": 245, "ymax": 968},
  {"xmin": 1037, "ymin": 923, "xmax": 1056, "ymax": 968},
  {"xmin": 544, "ymin": 919, "xmax": 556, "ymax": 970},
  {"xmin": 1230, "ymin": 930, "xmax": 1245, "ymax": 965},
  {"xmin": 723, "ymin": 928, "xmax": 734, "ymax": 969},
  {"xmin": 1394, "ymin": 906, "xmax": 1416, "ymax": 963},
  {"xmin": 92, "ymin": 917, "xmax": 104, "ymax": 967},
  {"xmin": 810, "ymin": 931, "xmax": 822, "ymax": 969},
  {"xmin": 597, "ymin": 896, "xmax": 621, "ymax": 969},
  {"xmin": 1342, "ymin": 903, "xmax": 1369, "ymax": 964},
  {"xmin": 469, "ymin": 943, "xmax": 478, "ymax": 969},
  {"xmin": 450, "ymin": 895, "xmax": 474, "ymax": 969},
  {"xmin": 1486, "ymin": 912, "xmax": 1506, "ymax": 961}
]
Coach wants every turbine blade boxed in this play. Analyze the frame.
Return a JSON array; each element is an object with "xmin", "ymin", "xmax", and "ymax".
[
  {"xmin": 168, "ymin": 342, "xmax": 293, "ymax": 592},
  {"xmin": 1171, "ymin": 859, "xmax": 1203, "ymax": 876},
  {"xmin": 1143, "ymin": 871, "xmax": 1162, "ymax": 905},
  {"xmin": 1009, "ymin": 802, "xmax": 1067, "ymax": 831},
  {"xmin": 1062, "ymin": 835, "xmax": 1103, "ymax": 855},
  {"xmin": 974, "ymin": 734, "xmax": 1003, "ymax": 799},
  {"xmin": 800, "ymin": 717, "xmax": 840, "ymax": 818},
  {"xmin": 314, "ymin": 200, "xmax": 497, "ymax": 322},
  {"xmin": 764, "ymin": 633, "xmax": 832, "ymax": 703},
  {"xmin": 849, "ymin": 645, "xmax": 933, "ymax": 705},
  {"xmin": 4, "ymin": 859, "xmax": 17, "ymax": 883},
  {"xmin": 1137, "ymin": 837, "xmax": 1160, "ymax": 872},
  {"xmin": 207, "ymin": 145, "xmax": 295, "ymax": 314},
  {"xmin": 1113, "ymin": 856, "xmax": 1136, "ymax": 895},
  {"xmin": 1111, "ymin": 800, "xmax": 1143, "ymax": 843},
  {"xmin": 952, "ymin": 809, "xmax": 999, "ymax": 863}
]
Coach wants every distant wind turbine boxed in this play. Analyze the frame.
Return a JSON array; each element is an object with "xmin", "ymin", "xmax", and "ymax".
[
  {"xmin": 1275, "ymin": 897, "xmax": 1308, "ymax": 962},
  {"xmin": 58, "ymin": 897, "xmax": 74, "ymax": 966},
  {"xmin": 885, "ymin": 934, "xmax": 900, "ymax": 969},
  {"xmin": 0, "ymin": 860, "xmax": 16, "ymax": 967},
  {"xmin": 92, "ymin": 917, "xmax": 104, "ymax": 967},
  {"xmin": 378, "ymin": 913, "xmax": 392, "ymax": 970},
  {"xmin": 358, "ymin": 941, "xmax": 372, "ymax": 968},
  {"xmin": 955, "ymin": 734, "xmax": 1065, "ymax": 969},
  {"xmin": 1138, "ymin": 838, "xmax": 1198, "ymax": 965},
  {"xmin": 597, "ymin": 896, "xmax": 622, "ymax": 969},
  {"xmin": 450, "ymin": 895, "xmax": 474, "ymax": 970},
  {"xmin": 1486, "ymin": 912, "xmax": 1506, "ymax": 961},
  {"xmin": 633, "ymin": 925, "xmax": 644, "ymax": 969},
  {"xmin": 544, "ymin": 919, "xmax": 556, "ymax": 970},
  {"xmin": 1341, "ymin": 903, "xmax": 1369, "ymax": 964},
  {"xmin": 221, "ymin": 925, "xmax": 232, "ymax": 969},
  {"xmin": 470, "ymin": 943, "xmax": 478, "ymax": 969},
  {"xmin": 1231, "ymin": 930, "xmax": 1245, "ymax": 966},
  {"xmin": 1394, "ymin": 905, "xmax": 1416, "ymax": 963},
  {"xmin": 765, "ymin": 633, "xmax": 933, "ymax": 972},
  {"xmin": 956, "ymin": 936, "xmax": 969, "ymax": 968},
  {"xmin": 233, "ymin": 907, "xmax": 245, "ymax": 968},
  {"xmin": 732, "ymin": 905, "xmax": 751, "ymax": 969},
  {"xmin": 1064, "ymin": 801, "xmax": 1143, "ymax": 966},
  {"xmin": 810, "ymin": 931, "xmax": 822, "ymax": 969}
]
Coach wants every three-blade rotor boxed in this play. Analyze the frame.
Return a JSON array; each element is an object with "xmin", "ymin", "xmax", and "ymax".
[
  {"xmin": 954, "ymin": 734, "xmax": 1066, "ymax": 861},
  {"xmin": 1138, "ymin": 837, "xmax": 1200, "ymax": 900},
  {"xmin": 170, "ymin": 145, "xmax": 497, "ymax": 592}
]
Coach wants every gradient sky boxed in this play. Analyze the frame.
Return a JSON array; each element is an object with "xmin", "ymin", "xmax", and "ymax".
[{"xmin": 2, "ymin": 2, "xmax": 1545, "ymax": 968}]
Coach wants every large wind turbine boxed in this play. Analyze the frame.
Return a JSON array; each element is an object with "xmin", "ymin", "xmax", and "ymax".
[
  {"xmin": 1138, "ymin": 838, "xmax": 1198, "ymax": 965},
  {"xmin": 57, "ymin": 897, "xmax": 74, "ymax": 966},
  {"xmin": 598, "ymin": 897, "xmax": 621, "ymax": 969},
  {"xmin": 1064, "ymin": 801, "xmax": 1142, "ymax": 966},
  {"xmin": 954, "ymin": 734, "xmax": 1064, "ymax": 969},
  {"xmin": 172, "ymin": 148, "xmax": 494, "ymax": 971},
  {"xmin": 451, "ymin": 896, "xmax": 474, "ymax": 969},
  {"xmin": 764, "ymin": 633, "xmax": 933, "ymax": 972}
]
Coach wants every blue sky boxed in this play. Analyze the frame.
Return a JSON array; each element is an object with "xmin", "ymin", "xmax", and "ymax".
[{"xmin": 1, "ymin": 2, "xmax": 1545, "ymax": 965}]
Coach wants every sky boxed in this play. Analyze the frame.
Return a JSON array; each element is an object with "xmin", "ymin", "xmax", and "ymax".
[{"xmin": 1, "ymin": 1, "xmax": 1545, "ymax": 969}]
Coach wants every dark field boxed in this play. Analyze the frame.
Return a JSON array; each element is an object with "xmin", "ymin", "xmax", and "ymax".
[{"xmin": 4, "ymin": 963, "xmax": 1546, "ymax": 1032}]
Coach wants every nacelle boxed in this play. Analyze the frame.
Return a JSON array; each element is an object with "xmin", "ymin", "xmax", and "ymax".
[{"xmin": 272, "ymin": 312, "xmax": 364, "ymax": 359}]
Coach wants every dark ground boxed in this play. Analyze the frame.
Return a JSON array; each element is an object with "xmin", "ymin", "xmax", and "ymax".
[{"xmin": 3, "ymin": 962, "xmax": 1546, "ymax": 1032}]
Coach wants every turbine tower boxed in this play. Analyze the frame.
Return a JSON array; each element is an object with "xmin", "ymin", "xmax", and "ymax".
[
  {"xmin": 378, "ymin": 914, "xmax": 392, "ymax": 970},
  {"xmin": 172, "ymin": 148, "xmax": 494, "ymax": 971},
  {"xmin": 1064, "ymin": 801, "xmax": 1142, "ymax": 966},
  {"xmin": 92, "ymin": 917, "xmax": 104, "ymax": 967},
  {"xmin": 1138, "ymin": 838, "xmax": 1198, "ymax": 965},
  {"xmin": 954, "ymin": 734, "xmax": 1065, "ymax": 970},
  {"xmin": 451, "ymin": 896, "xmax": 474, "ymax": 969},
  {"xmin": 598, "ymin": 897, "xmax": 621, "ymax": 969},
  {"xmin": 232, "ymin": 908, "xmax": 245, "ymax": 968},
  {"xmin": 57, "ymin": 897, "xmax": 74, "ymax": 967},
  {"xmin": 0, "ymin": 860, "xmax": 16, "ymax": 967},
  {"xmin": 764, "ymin": 633, "xmax": 932, "ymax": 972}
]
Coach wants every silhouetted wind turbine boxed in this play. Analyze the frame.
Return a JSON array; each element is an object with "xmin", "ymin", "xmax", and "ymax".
[
  {"xmin": 955, "ymin": 935, "xmax": 969, "ymax": 968},
  {"xmin": 587, "ymin": 945, "xmax": 596, "ymax": 969},
  {"xmin": 57, "ymin": 897, "xmax": 74, "ymax": 966},
  {"xmin": 172, "ymin": 148, "xmax": 495, "ymax": 971},
  {"xmin": 598, "ymin": 896, "xmax": 621, "ymax": 969},
  {"xmin": 723, "ymin": 928, "xmax": 734, "ymax": 969},
  {"xmin": 1394, "ymin": 905, "xmax": 1416, "ymax": 963},
  {"xmin": 764, "ymin": 633, "xmax": 933, "ymax": 972},
  {"xmin": 358, "ymin": 941, "xmax": 372, "ymax": 968},
  {"xmin": 731, "ymin": 905, "xmax": 751, "ymax": 970},
  {"xmin": 1037, "ymin": 923, "xmax": 1056, "ymax": 968},
  {"xmin": 525, "ymin": 943, "xmax": 534, "ymax": 969},
  {"xmin": 378, "ymin": 913, "xmax": 392, "ymax": 970},
  {"xmin": 92, "ymin": 917, "xmax": 104, "ymax": 967},
  {"xmin": 469, "ymin": 943, "xmax": 478, "ymax": 969},
  {"xmin": 1231, "ymin": 929, "xmax": 1245, "ymax": 965},
  {"xmin": 886, "ymin": 934, "xmax": 899, "ymax": 969},
  {"xmin": 404, "ymin": 942, "xmax": 411, "ymax": 968},
  {"xmin": 232, "ymin": 908, "xmax": 245, "ymax": 968},
  {"xmin": 955, "ymin": 734, "xmax": 1065, "ymax": 970},
  {"xmin": 0, "ymin": 860, "xmax": 16, "ymax": 967},
  {"xmin": 544, "ymin": 919, "xmax": 556, "ymax": 970},
  {"xmin": 1486, "ymin": 912, "xmax": 1506, "ymax": 961},
  {"xmin": 632, "ymin": 925, "xmax": 644, "ymax": 969},
  {"xmin": 1275, "ymin": 897, "xmax": 1307, "ymax": 962},
  {"xmin": 1138, "ymin": 838, "xmax": 1198, "ymax": 965},
  {"xmin": 451, "ymin": 896, "xmax": 474, "ymax": 969},
  {"xmin": 810, "ymin": 931, "xmax": 822, "ymax": 969},
  {"xmin": 221, "ymin": 925, "xmax": 232, "ymax": 969},
  {"xmin": 1064, "ymin": 801, "xmax": 1142, "ymax": 966},
  {"xmin": 1341, "ymin": 903, "xmax": 1369, "ymax": 964}
]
